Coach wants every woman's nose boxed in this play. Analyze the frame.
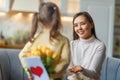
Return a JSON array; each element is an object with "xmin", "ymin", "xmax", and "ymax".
[{"xmin": 77, "ymin": 24, "xmax": 82, "ymax": 30}]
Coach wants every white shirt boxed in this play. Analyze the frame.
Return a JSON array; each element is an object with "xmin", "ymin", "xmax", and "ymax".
[{"xmin": 68, "ymin": 35, "xmax": 106, "ymax": 80}]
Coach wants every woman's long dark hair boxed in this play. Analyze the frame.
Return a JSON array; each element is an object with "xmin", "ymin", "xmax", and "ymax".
[
  {"xmin": 73, "ymin": 11, "xmax": 97, "ymax": 40},
  {"xmin": 30, "ymin": 2, "xmax": 62, "ymax": 41}
]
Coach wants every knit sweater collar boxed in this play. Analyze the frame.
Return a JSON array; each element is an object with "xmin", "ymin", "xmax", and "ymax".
[{"xmin": 79, "ymin": 35, "xmax": 95, "ymax": 43}]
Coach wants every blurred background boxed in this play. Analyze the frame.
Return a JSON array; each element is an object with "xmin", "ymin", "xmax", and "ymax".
[{"xmin": 0, "ymin": 0, "xmax": 120, "ymax": 58}]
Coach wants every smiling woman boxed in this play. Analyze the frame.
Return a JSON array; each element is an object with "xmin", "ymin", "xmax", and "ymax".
[{"xmin": 66, "ymin": 12, "xmax": 106, "ymax": 80}]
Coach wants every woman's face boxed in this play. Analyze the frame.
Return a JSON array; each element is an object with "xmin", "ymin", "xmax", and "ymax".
[{"xmin": 73, "ymin": 15, "xmax": 93, "ymax": 39}]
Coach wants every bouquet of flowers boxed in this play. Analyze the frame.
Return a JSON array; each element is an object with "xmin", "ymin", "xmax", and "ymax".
[{"xmin": 24, "ymin": 46, "xmax": 58, "ymax": 75}]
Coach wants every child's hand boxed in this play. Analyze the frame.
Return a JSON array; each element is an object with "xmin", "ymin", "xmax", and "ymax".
[{"xmin": 28, "ymin": 75, "xmax": 34, "ymax": 80}]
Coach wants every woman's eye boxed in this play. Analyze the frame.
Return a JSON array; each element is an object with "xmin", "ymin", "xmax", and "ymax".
[
  {"xmin": 73, "ymin": 24, "xmax": 78, "ymax": 27},
  {"xmin": 81, "ymin": 22, "xmax": 85, "ymax": 25}
]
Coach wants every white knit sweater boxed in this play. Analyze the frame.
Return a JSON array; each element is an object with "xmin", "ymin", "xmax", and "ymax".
[{"xmin": 68, "ymin": 35, "xmax": 106, "ymax": 80}]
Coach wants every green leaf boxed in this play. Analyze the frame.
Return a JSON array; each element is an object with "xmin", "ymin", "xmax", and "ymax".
[
  {"xmin": 41, "ymin": 56, "xmax": 46, "ymax": 64},
  {"xmin": 48, "ymin": 68, "xmax": 55, "ymax": 74},
  {"xmin": 46, "ymin": 57, "xmax": 53, "ymax": 66}
]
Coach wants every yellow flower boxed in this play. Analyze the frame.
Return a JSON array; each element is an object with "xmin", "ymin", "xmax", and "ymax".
[
  {"xmin": 30, "ymin": 47, "xmax": 38, "ymax": 51},
  {"xmin": 33, "ymin": 50, "xmax": 42, "ymax": 56},
  {"xmin": 52, "ymin": 53, "xmax": 58, "ymax": 59},
  {"xmin": 37, "ymin": 46, "xmax": 42, "ymax": 51},
  {"xmin": 41, "ymin": 46, "xmax": 48, "ymax": 55},
  {"xmin": 45, "ymin": 48, "xmax": 53, "ymax": 57}
]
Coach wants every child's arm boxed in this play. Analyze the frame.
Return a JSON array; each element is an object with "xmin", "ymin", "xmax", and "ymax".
[{"xmin": 54, "ymin": 39, "xmax": 70, "ymax": 73}]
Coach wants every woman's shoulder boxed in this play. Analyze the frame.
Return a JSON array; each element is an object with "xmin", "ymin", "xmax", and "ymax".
[
  {"xmin": 70, "ymin": 39, "xmax": 79, "ymax": 46},
  {"xmin": 95, "ymin": 39, "xmax": 106, "ymax": 49}
]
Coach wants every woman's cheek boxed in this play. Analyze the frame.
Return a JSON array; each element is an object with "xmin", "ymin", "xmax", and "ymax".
[{"xmin": 82, "ymin": 25, "xmax": 89, "ymax": 30}]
